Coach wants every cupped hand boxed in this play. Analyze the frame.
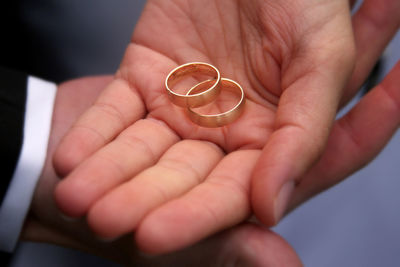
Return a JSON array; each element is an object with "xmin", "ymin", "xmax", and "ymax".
[
  {"xmin": 53, "ymin": 0, "xmax": 399, "ymax": 254},
  {"xmin": 27, "ymin": 76, "xmax": 302, "ymax": 267}
]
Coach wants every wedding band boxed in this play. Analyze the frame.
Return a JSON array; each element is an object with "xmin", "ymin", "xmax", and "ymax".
[
  {"xmin": 165, "ymin": 62, "xmax": 221, "ymax": 108},
  {"xmin": 186, "ymin": 78, "xmax": 245, "ymax": 128}
]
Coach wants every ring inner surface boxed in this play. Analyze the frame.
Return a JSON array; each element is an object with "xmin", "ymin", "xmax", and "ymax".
[
  {"xmin": 167, "ymin": 63, "xmax": 220, "ymax": 107},
  {"xmin": 167, "ymin": 64, "xmax": 218, "ymax": 95}
]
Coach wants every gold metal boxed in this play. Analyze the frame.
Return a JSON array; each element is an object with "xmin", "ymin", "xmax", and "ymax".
[
  {"xmin": 165, "ymin": 62, "xmax": 221, "ymax": 108},
  {"xmin": 186, "ymin": 78, "xmax": 245, "ymax": 128}
]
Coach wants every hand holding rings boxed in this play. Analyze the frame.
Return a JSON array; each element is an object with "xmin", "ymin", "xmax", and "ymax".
[{"xmin": 165, "ymin": 62, "xmax": 245, "ymax": 128}]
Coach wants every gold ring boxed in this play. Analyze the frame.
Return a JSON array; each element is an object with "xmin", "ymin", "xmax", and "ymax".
[
  {"xmin": 165, "ymin": 62, "xmax": 221, "ymax": 108},
  {"xmin": 186, "ymin": 78, "xmax": 245, "ymax": 128}
]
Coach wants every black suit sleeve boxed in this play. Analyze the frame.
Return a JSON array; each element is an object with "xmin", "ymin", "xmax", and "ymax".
[{"xmin": 0, "ymin": 66, "xmax": 28, "ymax": 206}]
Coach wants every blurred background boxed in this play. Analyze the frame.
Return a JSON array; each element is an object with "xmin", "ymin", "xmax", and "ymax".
[{"xmin": 4, "ymin": 0, "xmax": 399, "ymax": 266}]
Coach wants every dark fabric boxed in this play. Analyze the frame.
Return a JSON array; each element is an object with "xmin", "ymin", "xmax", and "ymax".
[
  {"xmin": 0, "ymin": 2, "xmax": 29, "ymax": 76},
  {"xmin": 0, "ymin": 66, "xmax": 27, "ymax": 206},
  {"xmin": 0, "ymin": 250, "xmax": 12, "ymax": 266}
]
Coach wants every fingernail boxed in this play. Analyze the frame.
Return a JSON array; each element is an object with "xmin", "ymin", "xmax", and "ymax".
[
  {"xmin": 247, "ymin": 215, "xmax": 261, "ymax": 224},
  {"xmin": 274, "ymin": 181, "xmax": 295, "ymax": 223},
  {"xmin": 59, "ymin": 211, "xmax": 80, "ymax": 222}
]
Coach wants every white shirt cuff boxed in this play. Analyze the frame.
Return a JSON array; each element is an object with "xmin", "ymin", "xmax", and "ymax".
[{"xmin": 0, "ymin": 76, "xmax": 57, "ymax": 252}]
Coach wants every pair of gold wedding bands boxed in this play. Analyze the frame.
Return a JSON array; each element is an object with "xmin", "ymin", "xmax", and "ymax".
[{"xmin": 165, "ymin": 62, "xmax": 245, "ymax": 128}]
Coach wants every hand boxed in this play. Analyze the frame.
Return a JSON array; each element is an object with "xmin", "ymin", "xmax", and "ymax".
[
  {"xmin": 53, "ymin": 0, "xmax": 399, "ymax": 254},
  {"xmin": 25, "ymin": 76, "xmax": 302, "ymax": 267}
]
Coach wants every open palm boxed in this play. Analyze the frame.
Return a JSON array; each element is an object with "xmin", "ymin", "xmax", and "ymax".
[
  {"xmin": 54, "ymin": 0, "xmax": 400, "ymax": 254},
  {"xmin": 27, "ymin": 76, "xmax": 301, "ymax": 267}
]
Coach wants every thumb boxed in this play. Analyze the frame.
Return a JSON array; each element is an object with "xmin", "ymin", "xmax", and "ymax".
[{"xmin": 252, "ymin": 44, "xmax": 355, "ymax": 225}]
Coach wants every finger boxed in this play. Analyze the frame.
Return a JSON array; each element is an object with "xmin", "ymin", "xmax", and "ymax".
[
  {"xmin": 46, "ymin": 76, "xmax": 113, "ymax": 155},
  {"xmin": 54, "ymin": 119, "xmax": 179, "ymax": 217},
  {"xmin": 135, "ymin": 150, "xmax": 260, "ymax": 254},
  {"xmin": 22, "ymin": 219, "xmax": 87, "ymax": 251},
  {"xmin": 87, "ymin": 140, "xmax": 224, "ymax": 239},
  {"xmin": 252, "ymin": 27, "xmax": 356, "ymax": 226},
  {"xmin": 145, "ymin": 223, "xmax": 302, "ymax": 267},
  {"xmin": 342, "ymin": 0, "xmax": 400, "ymax": 104},
  {"xmin": 210, "ymin": 223, "xmax": 302, "ymax": 267},
  {"xmin": 53, "ymin": 78, "xmax": 146, "ymax": 176},
  {"xmin": 290, "ymin": 61, "xmax": 400, "ymax": 210}
]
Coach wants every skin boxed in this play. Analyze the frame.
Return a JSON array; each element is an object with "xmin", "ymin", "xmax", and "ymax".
[
  {"xmin": 23, "ymin": 60, "xmax": 400, "ymax": 266},
  {"xmin": 24, "ymin": 76, "xmax": 302, "ymax": 267},
  {"xmin": 52, "ymin": 0, "xmax": 400, "ymax": 254}
]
